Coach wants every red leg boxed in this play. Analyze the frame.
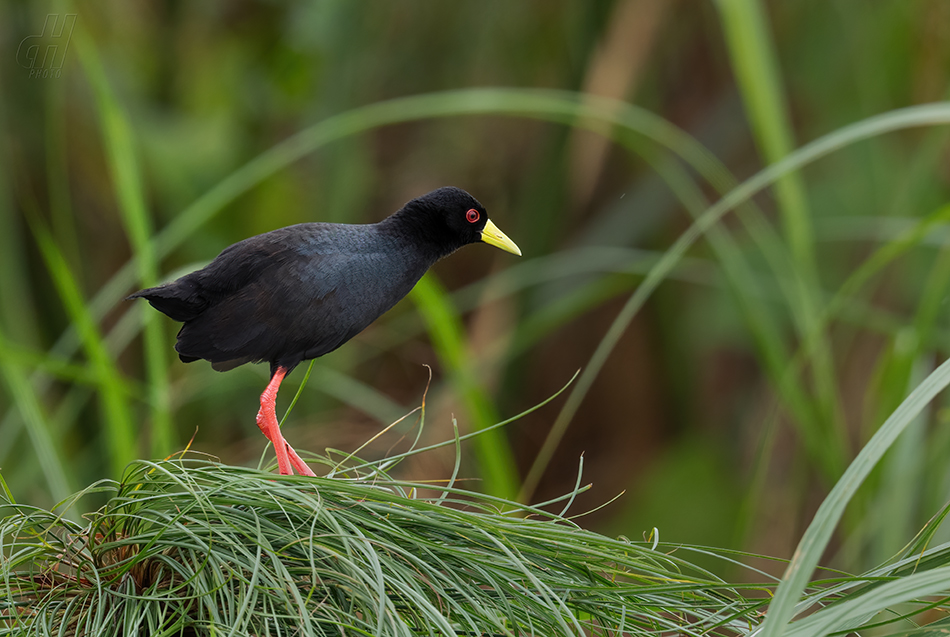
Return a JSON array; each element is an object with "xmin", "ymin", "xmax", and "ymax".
[
  {"xmin": 256, "ymin": 367, "xmax": 315, "ymax": 477},
  {"xmin": 257, "ymin": 368, "xmax": 292, "ymax": 475}
]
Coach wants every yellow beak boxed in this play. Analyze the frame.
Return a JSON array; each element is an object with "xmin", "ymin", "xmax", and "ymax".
[{"xmin": 480, "ymin": 219, "xmax": 522, "ymax": 256}]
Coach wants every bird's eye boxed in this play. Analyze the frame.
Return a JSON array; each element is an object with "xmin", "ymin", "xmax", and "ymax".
[{"xmin": 466, "ymin": 209, "xmax": 480, "ymax": 223}]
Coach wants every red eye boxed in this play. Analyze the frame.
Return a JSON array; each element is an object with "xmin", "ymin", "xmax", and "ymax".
[{"xmin": 466, "ymin": 209, "xmax": 480, "ymax": 223}]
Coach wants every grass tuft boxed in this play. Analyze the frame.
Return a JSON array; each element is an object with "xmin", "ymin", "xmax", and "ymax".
[{"xmin": 0, "ymin": 456, "xmax": 764, "ymax": 636}]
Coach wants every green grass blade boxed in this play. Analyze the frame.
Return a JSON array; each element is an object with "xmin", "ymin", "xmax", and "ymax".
[
  {"xmin": 765, "ymin": 203, "xmax": 950, "ymax": 489},
  {"xmin": 277, "ymin": 360, "xmax": 314, "ymax": 430},
  {"xmin": 830, "ymin": 203, "xmax": 950, "ymax": 312},
  {"xmin": 519, "ymin": 101, "xmax": 950, "ymax": 501},
  {"xmin": 0, "ymin": 342, "xmax": 108, "ymax": 386},
  {"xmin": 0, "ymin": 331, "xmax": 71, "ymax": 503},
  {"xmin": 785, "ymin": 565, "xmax": 950, "ymax": 636},
  {"xmin": 28, "ymin": 217, "xmax": 137, "ymax": 478},
  {"xmin": 344, "ymin": 370, "xmax": 577, "ymax": 476},
  {"xmin": 75, "ymin": 30, "xmax": 173, "ymax": 459},
  {"xmin": 855, "ymin": 212, "xmax": 950, "ymax": 563},
  {"xmin": 45, "ymin": 60, "xmax": 82, "ymax": 273},
  {"xmin": 761, "ymin": 357, "xmax": 950, "ymax": 635},
  {"xmin": 635, "ymin": 145, "xmax": 846, "ymax": 480},
  {"xmin": 717, "ymin": 0, "xmax": 846, "ymax": 482},
  {"xmin": 0, "ymin": 123, "xmax": 41, "ymax": 351},
  {"xmin": 871, "ymin": 358, "xmax": 929, "ymax": 563},
  {"xmin": 716, "ymin": 0, "xmax": 814, "ymax": 267},
  {"xmin": 411, "ymin": 274, "xmax": 519, "ymax": 500},
  {"xmin": 308, "ymin": 365, "xmax": 407, "ymax": 425}
]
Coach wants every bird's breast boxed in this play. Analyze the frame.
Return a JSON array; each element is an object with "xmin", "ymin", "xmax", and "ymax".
[{"xmin": 275, "ymin": 242, "xmax": 432, "ymax": 356}]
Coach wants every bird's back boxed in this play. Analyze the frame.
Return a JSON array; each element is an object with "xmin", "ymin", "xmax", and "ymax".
[{"xmin": 131, "ymin": 222, "xmax": 434, "ymax": 372}]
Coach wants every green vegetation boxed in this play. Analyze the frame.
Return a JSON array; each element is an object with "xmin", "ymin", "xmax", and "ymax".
[{"xmin": 3, "ymin": 1, "xmax": 950, "ymax": 634}]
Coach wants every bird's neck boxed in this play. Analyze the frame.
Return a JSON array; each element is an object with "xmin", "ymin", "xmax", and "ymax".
[{"xmin": 380, "ymin": 209, "xmax": 463, "ymax": 262}]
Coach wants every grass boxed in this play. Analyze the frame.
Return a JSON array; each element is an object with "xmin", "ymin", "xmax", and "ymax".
[
  {"xmin": 3, "ymin": 367, "xmax": 950, "ymax": 635},
  {"xmin": 717, "ymin": 0, "xmax": 844, "ymax": 486},
  {"xmin": 76, "ymin": 31, "xmax": 173, "ymax": 460},
  {"xmin": 411, "ymin": 274, "xmax": 519, "ymax": 501},
  {"xmin": 0, "ymin": 456, "xmax": 767, "ymax": 636},
  {"xmin": 2, "ymin": 379, "xmax": 774, "ymax": 635},
  {"xmin": 763, "ymin": 355, "xmax": 950, "ymax": 635}
]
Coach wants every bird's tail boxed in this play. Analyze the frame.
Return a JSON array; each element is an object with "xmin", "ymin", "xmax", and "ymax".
[{"xmin": 127, "ymin": 280, "xmax": 205, "ymax": 322}]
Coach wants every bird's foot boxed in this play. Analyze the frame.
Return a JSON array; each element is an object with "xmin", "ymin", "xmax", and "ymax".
[{"xmin": 284, "ymin": 442, "xmax": 316, "ymax": 477}]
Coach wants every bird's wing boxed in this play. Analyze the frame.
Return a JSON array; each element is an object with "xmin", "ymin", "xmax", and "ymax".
[
  {"xmin": 129, "ymin": 226, "xmax": 327, "ymax": 322},
  {"xmin": 176, "ymin": 243, "xmax": 409, "ymax": 370},
  {"xmin": 193, "ymin": 226, "xmax": 322, "ymax": 296}
]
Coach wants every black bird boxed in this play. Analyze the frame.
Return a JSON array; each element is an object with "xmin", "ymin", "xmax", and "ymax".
[{"xmin": 129, "ymin": 187, "xmax": 521, "ymax": 476}]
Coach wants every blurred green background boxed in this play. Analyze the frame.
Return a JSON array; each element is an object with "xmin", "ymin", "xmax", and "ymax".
[{"xmin": 2, "ymin": 0, "xmax": 950, "ymax": 579}]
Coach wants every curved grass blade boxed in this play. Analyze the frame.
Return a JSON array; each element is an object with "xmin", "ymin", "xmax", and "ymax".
[
  {"xmin": 75, "ymin": 31, "xmax": 173, "ymax": 459},
  {"xmin": 0, "ymin": 331, "xmax": 70, "ymax": 503},
  {"xmin": 760, "ymin": 356, "xmax": 950, "ymax": 635},
  {"xmin": 411, "ymin": 273, "xmax": 519, "ymax": 500},
  {"xmin": 27, "ymin": 215, "xmax": 137, "ymax": 479}
]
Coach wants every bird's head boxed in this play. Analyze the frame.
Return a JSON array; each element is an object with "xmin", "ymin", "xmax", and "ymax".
[{"xmin": 396, "ymin": 186, "xmax": 522, "ymax": 258}]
